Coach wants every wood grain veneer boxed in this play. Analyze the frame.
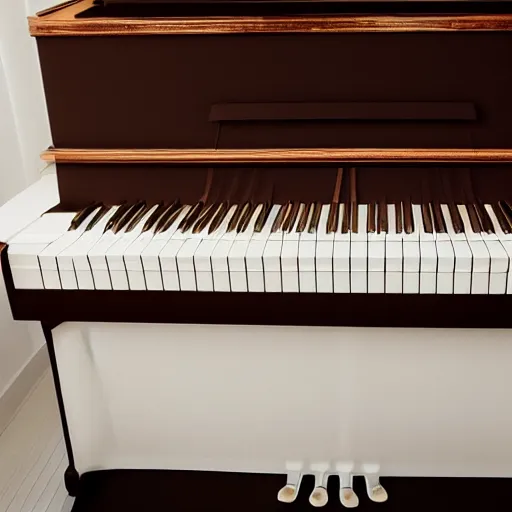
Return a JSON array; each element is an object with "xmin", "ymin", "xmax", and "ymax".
[
  {"xmin": 41, "ymin": 148, "xmax": 512, "ymax": 164},
  {"xmin": 29, "ymin": 0, "xmax": 512, "ymax": 36}
]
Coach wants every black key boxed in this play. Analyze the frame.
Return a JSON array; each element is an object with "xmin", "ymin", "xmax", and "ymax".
[
  {"xmin": 125, "ymin": 203, "xmax": 151, "ymax": 232},
  {"xmin": 154, "ymin": 202, "xmax": 182, "ymax": 234},
  {"xmin": 104, "ymin": 203, "xmax": 130, "ymax": 233},
  {"xmin": 283, "ymin": 202, "xmax": 301, "ymax": 233},
  {"xmin": 378, "ymin": 201, "xmax": 388, "ymax": 234},
  {"xmin": 69, "ymin": 202, "xmax": 102, "ymax": 231},
  {"xmin": 403, "ymin": 200, "xmax": 414, "ymax": 235},
  {"xmin": 142, "ymin": 203, "xmax": 166, "ymax": 232},
  {"xmin": 327, "ymin": 203, "xmax": 339, "ymax": 234},
  {"xmin": 431, "ymin": 202, "xmax": 446, "ymax": 234},
  {"xmin": 448, "ymin": 203, "xmax": 464, "ymax": 234},
  {"xmin": 178, "ymin": 202, "xmax": 203, "ymax": 232},
  {"xmin": 497, "ymin": 201, "xmax": 512, "ymax": 234},
  {"xmin": 395, "ymin": 202, "xmax": 403, "ymax": 234},
  {"xmin": 421, "ymin": 203, "xmax": 433, "ymax": 234},
  {"xmin": 466, "ymin": 203, "xmax": 482, "ymax": 233},
  {"xmin": 271, "ymin": 203, "xmax": 289, "ymax": 233},
  {"xmin": 254, "ymin": 202, "xmax": 271, "ymax": 234},
  {"xmin": 350, "ymin": 203, "xmax": 358, "ymax": 234},
  {"xmin": 192, "ymin": 203, "xmax": 218, "ymax": 234},
  {"xmin": 367, "ymin": 203, "xmax": 376, "ymax": 233},
  {"xmin": 491, "ymin": 203, "xmax": 511, "ymax": 234},
  {"xmin": 227, "ymin": 204, "xmax": 245, "ymax": 233},
  {"xmin": 207, "ymin": 202, "xmax": 230, "ymax": 235},
  {"xmin": 112, "ymin": 202, "xmax": 146, "ymax": 234},
  {"xmin": 308, "ymin": 202, "xmax": 322, "ymax": 234},
  {"xmin": 474, "ymin": 201, "xmax": 494, "ymax": 234},
  {"xmin": 85, "ymin": 205, "xmax": 111, "ymax": 232},
  {"xmin": 341, "ymin": 202, "xmax": 350, "ymax": 234},
  {"xmin": 237, "ymin": 203, "xmax": 256, "ymax": 233},
  {"xmin": 296, "ymin": 203, "xmax": 312, "ymax": 233}
]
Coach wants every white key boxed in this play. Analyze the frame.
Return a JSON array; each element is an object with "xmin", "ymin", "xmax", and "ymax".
[
  {"xmin": 441, "ymin": 204, "xmax": 471, "ymax": 294},
  {"xmin": 106, "ymin": 205, "xmax": 159, "ymax": 290},
  {"xmin": 38, "ymin": 207, "xmax": 102, "ymax": 289},
  {"xmin": 141, "ymin": 205, "xmax": 191, "ymax": 291},
  {"xmin": 419, "ymin": 240, "xmax": 437, "ymax": 294},
  {"xmin": 350, "ymin": 247, "xmax": 367, "ymax": 292},
  {"xmin": 333, "ymin": 204, "xmax": 350, "ymax": 293},
  {"xmin": 212, "ymin": 206, "xmax": 243, "ymax": 292},
  {"xmin": 8, "ymin": 212, "xmax": 76, "ymax": 290},
  {"xmin": 457, "ymin": 205, "xmax": 491, "ymax": 293},
  {"xmin": 349, "ymin": 205, "xmax": 367, "ymax": 293},
  {"xmin": 157, "ymin": 206, "xmax": 196, "ymax": 291},
  {"xmin": 299, "ymin": 205, "xmax": 316, "ymax": 293},
  {"xmin": 193, "ymin": 205, "xmax": 237, "ymax": 292},
  {"xmin": 122, "ymin": 205, "xmax": 169, "ymax": 290},
  {"xmin": 280, "ymin": 206, "xmax": 302, "ymax": 293},
  {"xmin": 385, "ymin": 204, "xmax": 402, "ymax": 293},
  {"xmin": 436, "ymin": 241, "xmax": 454, "ymax": 294},
  {"xmin": 175, "ymin": 238, "xmax": 201, "ymax": 291},
  {"xmin": 316, "ymin": 205, "xmax": 334, "ymax": 293},
  {"xmin": 477, "ymin": 205, "xmax": 507, "ymax": 294},
  {"xmin": 403, "ymin": 241, "xmax": 419, "ymax": 294},
  {"xmin": 246, "ymin": 205, "xmax": 280, "ymax": 292},
  {"xmin": 368, "ymin": 225, "xmax": 385, "ymax": 294},
  {"xmin": 486, "ymin": 204, "xmax": 512, "ymax": 293},
  {"xmin": 470, "ymin": 241, "xmax": 490, "ymax": 294},
  {"xmin": 58, "ymin": 206, "xmax": 120, "ymax": 291},
  {"xmin": 263, "ymin": 213, "xmax": 283, "ymax": 292}
]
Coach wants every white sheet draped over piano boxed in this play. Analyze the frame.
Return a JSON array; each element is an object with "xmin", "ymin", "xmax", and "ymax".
[{"xmin": 54, "ymin": 321, "xmax": 512, "ymax": 477}]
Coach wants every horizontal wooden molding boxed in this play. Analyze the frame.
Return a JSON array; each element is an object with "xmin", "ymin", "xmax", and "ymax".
[
  {"xmin": 41, "ymin": 148, "xmax": 512, "ymax": 164},
  {"xmin": 29, "ymin": 0, "xmax": 512, "ymax": 36}
]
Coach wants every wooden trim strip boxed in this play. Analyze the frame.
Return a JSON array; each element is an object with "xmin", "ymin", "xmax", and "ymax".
[
  {"xmin": 29, "ymin": 0, "xmax": 512, "ymax": 36},
  {"xmin": 29, "ymin": 14, "xmax": 512, "ymax": 36},
  {"xmin": 41, "ymin": 148, "xmax": 512, "ymax": 164}
]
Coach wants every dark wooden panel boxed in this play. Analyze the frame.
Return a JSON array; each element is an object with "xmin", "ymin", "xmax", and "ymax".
[
  {"xmin": 71, "ymin": 470, "xmax": 512, "ymax": 512},
  {"xmin": 6, "ymin": 287, "xmax": 512, "ymax": 329},
  {"xmin": 36, "ymin": 33, "xmax": 512, "ymax": 149}
]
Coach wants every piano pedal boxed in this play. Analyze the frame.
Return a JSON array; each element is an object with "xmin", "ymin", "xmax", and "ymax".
[
  {"xmin": 337, "ymin": 463, "xmax": 359, "ymax": 508},
  {"xmin": 308, "ymin": 463, "xmax": 329, "ymax": 507},
  {"xmin": 364, "ymin": 473, "xmax": 388, "ymax": 503},
  {"xmin": 277, "ymin": 463, "xmax": 303, "ymax": 504}
]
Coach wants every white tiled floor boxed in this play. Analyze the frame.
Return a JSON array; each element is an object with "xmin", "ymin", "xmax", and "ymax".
[{"xmin": 0, "ymin": 372, "xmax": 74, "ymax": 512}]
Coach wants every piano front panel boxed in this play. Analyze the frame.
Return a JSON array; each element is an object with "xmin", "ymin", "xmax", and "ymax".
[
  {"xmin": 53, "ymin": 321, "xmax": 512, "ymax": 477},
  {"xmin": 37, "ymin": 32, "xmax": 512, "ymax": 149},
  {"xmin": 52, "ymin": 163, "xmax": 512, "ymax": 208}
]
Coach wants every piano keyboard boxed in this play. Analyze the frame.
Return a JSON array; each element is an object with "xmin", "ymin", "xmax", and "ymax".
[{"xmin": 8, "ymin": 198, "xmax": 512, "ymax": 294}]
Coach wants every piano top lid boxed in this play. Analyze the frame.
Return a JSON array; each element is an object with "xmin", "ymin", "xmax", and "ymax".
[{"xmin": 31, "ymin": 0, "xmax": 512, "ymax": 35}]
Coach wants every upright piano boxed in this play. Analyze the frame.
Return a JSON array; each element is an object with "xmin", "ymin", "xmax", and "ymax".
[{"xmin": 2, "ymin": 0, "xmax": 512, "ymax": 509}]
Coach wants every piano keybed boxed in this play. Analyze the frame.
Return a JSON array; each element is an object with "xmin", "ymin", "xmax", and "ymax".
[{"xmin": 8, "ymin": 192, "xmax": 512, "ymax": 294}]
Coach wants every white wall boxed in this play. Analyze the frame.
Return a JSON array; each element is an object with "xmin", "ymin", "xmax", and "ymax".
[{"xmin": 0, "ymin": 0, "xmax": 53, "ymax": 397}]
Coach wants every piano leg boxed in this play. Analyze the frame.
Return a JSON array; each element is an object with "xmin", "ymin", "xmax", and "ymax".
[{"xmin": 42, "ymin": 322, "xmax": 80, "ymax": 497}]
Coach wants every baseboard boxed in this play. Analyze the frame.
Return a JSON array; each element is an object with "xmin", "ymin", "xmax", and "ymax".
[{"xmin": 0, "ymin": 343, "xmax": 49, "ymax": 435}]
